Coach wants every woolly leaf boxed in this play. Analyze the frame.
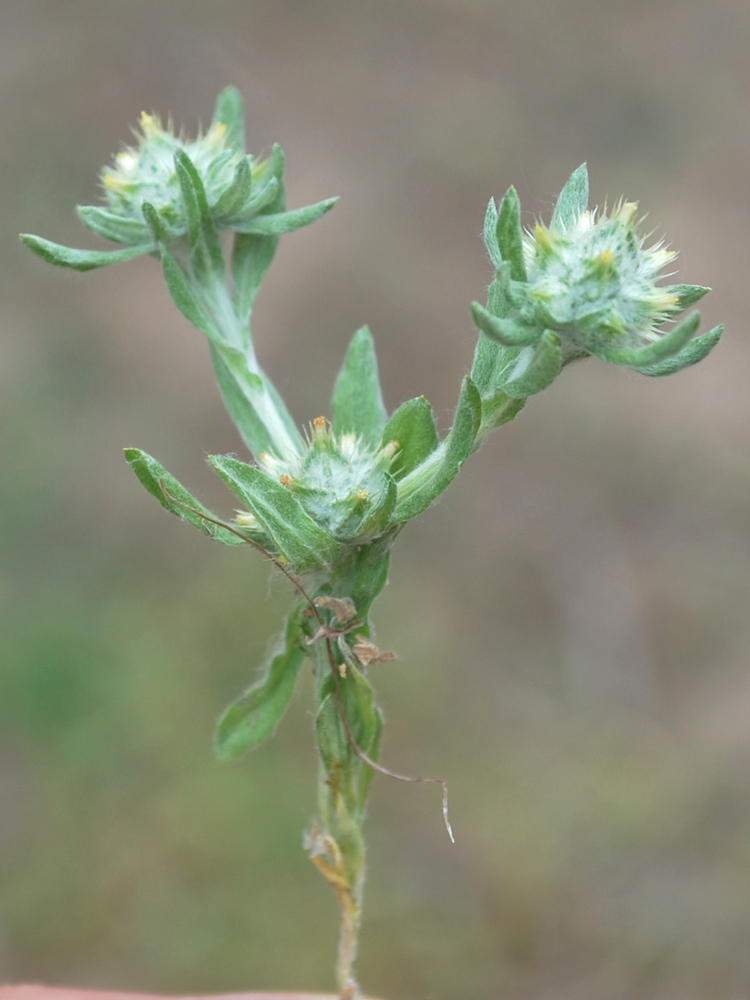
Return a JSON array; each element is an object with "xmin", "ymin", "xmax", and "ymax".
[
  {"xmin": 212, "ymin": 85, "xmax": 246, "ymax": 154},
  {"xmin": 332, "ymin": 327, "xmax": 388, "ymax": 446},
  {"xmin": 76, "ymin": 206, "xmax": 151, "ymax": 245},
  {"xmin": 20, "ymin": 234, "xmax": 154, "ymax": 271},
  {"xmin": 124, "ymin": 448, "xmax": 244, "ymax": 545},
  {"xmin": 210, "ymin": 456, "xmax": 346, "ymax": 574},
  {"xmin": 215, "ymin": 603, "xmax": 307, "ymax": 761},
  {"xmin": 551, "ymin": 163, "xmax": 589, "ymax": 230},
  {"xmin": 496, "ymin": 185, "xmax": 527, "ymax": 282},
  {"xmin": 394, "ymin": 376, "xmax": 481, "ymax": 521},
  {"xmin": 381, "ymin": 397, "xmax": 439, "ymax": 479}
]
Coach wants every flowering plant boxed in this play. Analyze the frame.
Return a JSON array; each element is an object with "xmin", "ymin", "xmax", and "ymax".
[{"xmin": 21, "ymin": 87, "xmax": 722, "ymax": 1000}]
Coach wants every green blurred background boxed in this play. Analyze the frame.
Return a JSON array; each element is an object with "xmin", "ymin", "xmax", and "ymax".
[{"xmin": 2, "ymin": 1, "xmax": 749, "ymax": 997}]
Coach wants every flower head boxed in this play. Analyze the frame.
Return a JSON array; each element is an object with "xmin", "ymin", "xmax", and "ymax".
[
  {"xmin": 523, "ymin": 200, "xmax": 679, "ymax": 356},
  {"xmin": 21, "ymin": 87, "xmax": 337, "ymax": 271},
  {"xmin": 101, "ymin": 111, "xmax": 247, "ymax": 227},
  {"xmin": 257, "ymin": 417, "xmax": 399, "ymax": 541},
  {"xmin": 471, "ymin": 164, "xmax": 722, "ymax": 395}
]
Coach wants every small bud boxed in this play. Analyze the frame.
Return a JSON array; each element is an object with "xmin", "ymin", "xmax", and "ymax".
[{"xmin": 235, "ymin": 510, "xmax": 259, "ymax": 528}]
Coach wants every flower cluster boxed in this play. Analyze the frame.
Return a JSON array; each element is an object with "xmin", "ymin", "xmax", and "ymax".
[
  {"xmin": 471, "ymin": 165, "xmax": 722, "ymax": 396},
  {"xmin": 100, "ymin": 111, "xmax": 245, "ymax": 229},
  {"xmin": 21, "ymin": 87, "xmax": 336, "ymax": 271},
  {"xmin": 254, "ymin": 417, "xmax": 400, "ymax": 542}
]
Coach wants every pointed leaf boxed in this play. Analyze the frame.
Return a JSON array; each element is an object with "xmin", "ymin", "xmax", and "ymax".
[
  {"xmin": 353, "ymin": 474, "xmax": 397, "ymax": 540},
  {"xmin": 551, "ymin": 163, "xmax": 589, "ymax": 231},
  {"xmin": 209, "ymin": 456, "xmax": 346, "ymax": 573},
  {"xmin": 599, "ymin": 311, "xmax": 701, "ymax": 367},
  {"xmin": 348, "ymin": 550, "xmax": 391, "ymax": 618},
  {"xmin": 232, "ymin": 233, "xmax": 279, "ymax": 323},
  {"xmin": 316, "ymin": 691, "xmax": 351, "ymax": 775},
  {"xmin": 496, "ymin": 185, "xmax": 527, "ymax": 282},
  {"xmin": 174, "ymin": 148, "xmax": 224, "ymax": 279},
  {"xmin": 381, "ymin": 396, "xmax": 439, "ymax": 479},
  {"xmin": 20, "ymin": 234, "xmax": 154, "ymax": 271},
  {"xmin": 208, "ymin": 344, "xmax": 278, "ymax": 456},
  {"xmin": 667, "ymin": 283, "xmax": 710, "ymax": 313},
  {"xmin": 478, "ymin": 391, "xmax": 526, "ymax": 436},
  {"xmin": 471, "ymin": 301, "xmax": 540, "ymax": 347},
  {"xmin": 212, "ymin": 157, "xmax": 254, "ymax": 219},
  {"xmin": 159, "ymin": 244, "xmax": 223, "ymax": 343},
  {"xmin": 208, "ymin": 342, "xmax": 303, "ymax": 458},
  {"xmin": 394, "ymin": 376, "xmax": 481, "ymax": 521},
  {"xmin": 76, "ymin": 205, "xmax": 151, "ymax": 245},
  {"xmin": 224, "ymin": 176, "xmax": 281, "ymax": 225},
  {"xmin": 141, "ymin": 201, "xmax": 178, "ymax": 243},
  {"xmin": 483, "ymin": 197, "xmax": 501, "ymax": 266},
  {"xmin": 124, "ymin": 447, "xmax": 245, "ymax": 545},
  {"xmin": 316, "ymin": 662, "xmax": 383, "ymax": 818},
  {"xmin": 332, "ymin": 327, "xmax": 388, "ymax": 446},
  {"xmin": 231, "ymin": 148, "xmax": 286, "ymax": 323},
  {"xmin": 502, "ymin": 331, "xmax": 562, "ymax": 398},
  {"xmin": 215, "ymin": 602, "xmax": 307, "ymax": 761},
  {"xmin": 212, "ymin": 85, "xmax": 245, "ymax": 154},
  {"xmin": 636, "ymin": 324, "xmax": 723, "ymax": 377},
  {"xmin": 233, "ymin": 198, "xmax": 338, "ymax": 235}
]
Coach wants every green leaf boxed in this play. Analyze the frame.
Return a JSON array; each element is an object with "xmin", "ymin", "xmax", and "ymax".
[
  {"xmin": 223, "ymin": 176, "xmax": 281, "ymax": 225},
  {"xmin": 477, "ymin": 391, "xmax": 526, "ymax": 437},
  {"xmin": 353, "ymin": 474, "xmax": 397, "ymax": 540},
  {"xmin": 207, "ymin": 342, "xmax": 303, "ymax": 458},
  {"xmin": 381, "ymin": 396, "xmax": 439, "ymax": 479},
  {"xmin": 233, "ymin": 197, "xmax": 338, "ymax": 235},
  {"xmin": 486, "ymin": 261, "xmax": 527, "ymax": 318},
  {"xmin": 174, "ymin": 148, "xmax": 225, "ymax": 280},
  {"xmin": 215, "ymin": 602, "xmax": 307, "ymax": 761},
  {"xmin": 470, "ymin": 329, "xmax": 529, "ymax": 435},
  {"xmin": 344, "ymin": 665, "xmax": 384, "ymax": 815},
  {"xmin": 20, "ymin": 234, "xmax": 154, "ymax": 271},
  {"xmin": 231, "ymin": 148, "xmax": 286, "ymax": 323},
  {"xmin": 393, "ymin": 376, "xmax": 481, "ymax": 521},
  {"xmin": 470, "ymin": 301, "xmax": 540, "ymax": 347},
  {"xmin": 551, "ymin": 163, "xmax": 589, "ymax": 231},
  {"xmin": 209, "ymin": 455, "xmax": 346, "ymax": 574},
  {"xmin": 668, "ymin": 283, "xmax": 711, "ymax": 313},
  {"xmin": 232, "ymin": 233, "xmax": 278, "ymax": 324},
  {"xmin": 347, "ymin": 550, "xmax": 391, "ymax": 618},
  {"xmin": 212, "ymin": 157, "xmax": 254, "ymax": 219},
  {"xmin": 212, "ymin": 85, "xmax": 245, "ymax": 154},
  {"xmin": 316, "ymin": 663, "xmax": 383, "ymax": 819},
  {"xmin": 76, "ymin": 206, "xmax": 151, "ymax": 245},
  {"xmin": 141, "ymin": 201, "xmax": 176, "ymax": 243},
  {"xmin": 208, "ymin": 344, "xmax": 278, "ymax": 456},
  {"xmin": 483, "ymin": 198, "xmax": 501, "ymax": 267},
  {"xmin": 598, "ymin": 311, "xmax": 701, "ymax": 367},
  {"xmin": 331, "ymin": 327, "xmax": 388, "ymax": 446},
  {"xmin": 124, "ymin": 447, "xmax": 245, "ymax": 545},
  {"xmin": 496, "ymin": 185, "xmax": 527, "ymax": 282},
  {"xmin": 316, "ymin": 691, "xmax": 351, "ymax": 776},
  {"xmin": 636, "ymin": 324, "xmax": 723, "ymax": 377},
  {"xmin": 159, "ymin": 245, "xmax": 223, "ymax": 343},
  {"xmin": 502, "ymin": 330, "xmax": 562, "ymax": 398}
]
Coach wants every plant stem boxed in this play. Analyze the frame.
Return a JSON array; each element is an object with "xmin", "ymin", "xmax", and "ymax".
[{"xmin": 307, "ymin": 634, "xmax": 376, "ymax": 1000}]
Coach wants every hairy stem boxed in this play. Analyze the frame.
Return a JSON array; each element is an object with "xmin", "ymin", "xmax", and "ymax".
[{"xmin": 307, "ymin": 634, "xmax": 375, "ymax": 1000}]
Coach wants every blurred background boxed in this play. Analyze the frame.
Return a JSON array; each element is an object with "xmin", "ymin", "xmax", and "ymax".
[{"xmin": 1, "ymin": 1, "xmax": 749, "ymax": 998}]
